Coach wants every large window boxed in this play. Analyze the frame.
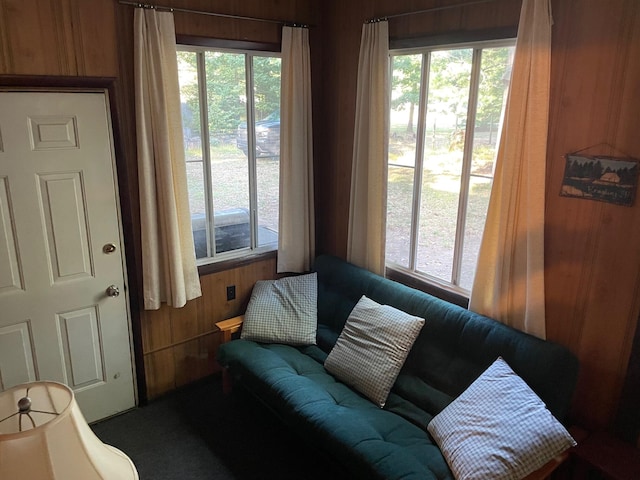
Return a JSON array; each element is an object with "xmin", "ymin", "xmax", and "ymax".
[
  {"xmin": 386, "ymin": 41, "xmax": 514, "ymax": 294},
  {"xmin": 177, "ymin": 46, "xmax": 281, "ymax": 263}
]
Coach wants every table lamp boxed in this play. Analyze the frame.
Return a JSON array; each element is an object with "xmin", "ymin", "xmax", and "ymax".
[{"xmin": 0, "ymin": 381, "xmax": 138, "ymax": 479}]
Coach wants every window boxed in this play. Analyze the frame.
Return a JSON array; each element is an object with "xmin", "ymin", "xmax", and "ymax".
[
  {"xmin": 177, "ymin": 46, "xmax": 281, "ymax": 263},
  {"xmin": 386, "ymin": 40, "xmax": 515, "ymax": 294}
]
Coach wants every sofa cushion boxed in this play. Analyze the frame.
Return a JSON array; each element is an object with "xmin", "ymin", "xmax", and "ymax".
[
  {"xmin": 427, "ymin": 357, "xmax": 576, "ymax": 480},
  {"xmin": 241, "ymin": 272, "xmax": 317, "ymax": 346},
  {"xmin": 324, "ymin": 295, "xmax": 424, "ymax": 407},
  {"xmin": 217, "ymin": 339, "xmax": 453, "ymax": 480}
]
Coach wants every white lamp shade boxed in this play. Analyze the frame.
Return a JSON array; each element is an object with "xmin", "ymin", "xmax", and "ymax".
[{"xmin": 0, "ymin": 381, "xmax": 138, "ymax": 479}]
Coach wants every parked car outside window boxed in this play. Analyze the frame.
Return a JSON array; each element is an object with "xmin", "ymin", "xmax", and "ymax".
[{"xmin": 236, "ymin": 111, "xmax": 280, "ymax": 158}]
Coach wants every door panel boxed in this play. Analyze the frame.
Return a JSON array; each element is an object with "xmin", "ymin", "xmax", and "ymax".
[
  {"xmin": 38, "ymin": 172, "xmax": 93, "ymax": 281},
  {"xmin": 28, "ymin": 115, "xmax": 79, "ymax": 150},
  {"xmin": 0, "ymin": 321, "xmax": 36, "ymax": 389},
  {"xmin": 58, "ymin": 306, "xmax": 105, "ymax": 389},
  {"xmin": 0, "ymin": 91, "xmax": 135, "ymax": 422},
  {"xmin": 0, "ymin": 177, "xmax": 23, "ymax": 293}
]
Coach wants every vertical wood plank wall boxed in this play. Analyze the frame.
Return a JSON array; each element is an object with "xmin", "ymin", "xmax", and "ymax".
[
  {"xmin": 0, "ymin": 0, "xmax": 118, "ymax": 76},
  {"xmin": 544, "ymin": 0, "xmax": 640, "ymax": 431},
  {"xmin": 142, "ymin": 258, "xmax": 277, "ymax": 399},
  {"xmin": 316, "ymin": 0, "xmax": 640, "ymax": 431},
  {"xmin": 2, "ymin": 0, "xmax": 640, "ymax": 431}
]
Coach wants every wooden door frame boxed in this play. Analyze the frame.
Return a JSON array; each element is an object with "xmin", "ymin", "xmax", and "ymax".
[{"xmin": 0, "ymin": 75, "xmax": 146, "ymax": 405}]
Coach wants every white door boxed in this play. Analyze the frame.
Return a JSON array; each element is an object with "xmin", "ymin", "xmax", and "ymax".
[{"xmin": 0, "ymin": 91, "xmax": 136, "ymax": 422}]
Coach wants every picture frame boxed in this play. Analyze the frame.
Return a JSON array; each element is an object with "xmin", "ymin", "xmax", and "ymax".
[{"xmin": 560, "ymin": 154, "xmax": 639, "ymax": 207}]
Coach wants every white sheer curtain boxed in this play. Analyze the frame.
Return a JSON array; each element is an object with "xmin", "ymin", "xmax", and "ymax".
[
  {"xmin": 347, "ymin": 21, "xmax": 390, "ymax": 276},
  {"xmin": 134, "ymin": 8, "xmax": 201, "ymax": 309},
  {"xmin": 469, "ymin": 0, "xmax": 552, "ymax": 339},
  {"xmin": 277, "ymin": 26, "xmax": 315, "ymax": 273}
]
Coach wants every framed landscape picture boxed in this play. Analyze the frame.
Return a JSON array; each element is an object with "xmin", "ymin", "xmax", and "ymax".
[{"xmin": 560, "ymin": 154, "xmax": 639, "ymax": 207}]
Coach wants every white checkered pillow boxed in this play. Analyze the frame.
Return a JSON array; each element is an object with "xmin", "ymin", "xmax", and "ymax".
[
  {"xmin": 240, "ymin": 273, "xmax": 317, "ymax": 346},
  {"xmin": 428, "ymin": 357, "xmax": 576, "ymax": 480},
  {"xmin": 324, "ymin": 295, "xmax": 425, "ymax": 407}
]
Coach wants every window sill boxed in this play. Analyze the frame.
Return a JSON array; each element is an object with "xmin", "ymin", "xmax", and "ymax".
[
  {"xmin": 197, "ymin": 249, "xmax": 277, "ymax": 277},
  {"xmin": 385, "ymin": 265, "xmax": 469, "ymax": 309}
]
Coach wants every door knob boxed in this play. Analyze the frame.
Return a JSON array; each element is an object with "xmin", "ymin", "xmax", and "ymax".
[
  {"xmin": 103, "ymin": 243, "xmax": 117, "ymax": 254},
  {"xmin": 106, "ymin": 285, "xmax": 120, "ymax": 297}
]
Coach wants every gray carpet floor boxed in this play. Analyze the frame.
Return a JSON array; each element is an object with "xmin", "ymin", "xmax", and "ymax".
[{"xmin": 91, "ymin": 375, "xmax": 349, "ymax": 480}]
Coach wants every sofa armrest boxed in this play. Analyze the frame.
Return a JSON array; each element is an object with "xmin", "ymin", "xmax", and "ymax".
[
  {"xmin": 216, "ymin": 315, "xmax": 244, "ymax": 394},
  {"xmin": 216, "ymin": 315, "xmax": 244, "ymax": 343}
]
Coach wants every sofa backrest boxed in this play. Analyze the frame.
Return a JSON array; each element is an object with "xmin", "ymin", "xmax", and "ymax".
[{"xmin": 313, "ymin": 254, "xmax": 578, "ymax": 423}]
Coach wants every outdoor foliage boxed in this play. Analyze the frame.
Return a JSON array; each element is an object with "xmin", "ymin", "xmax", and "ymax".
[
  {"xmin": 390, "ymin": 54, "xmax": 422, "ymax": 133},
  {"xmin": 253, "ymin": 56, "xmax": 282, "ymax": 120},
  {"xmin": 177, "ymin": 51, "xmax": 281, "ymax": 140},
  {"xmin": 390, "ymin": 47, "xmax": 512, "ymax": 134}
]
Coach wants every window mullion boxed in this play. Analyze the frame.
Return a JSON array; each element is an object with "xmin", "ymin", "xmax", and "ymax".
[
  {"xmin": 409, "ymin": 53, "xmax": 431, "ymax": 272},
  {"xmin": 197, "ymin": 51, "xmax": 215, "ymax": 258},
  {"xmin": 246, "ymin": 54, "xmax": 259, "ymax": 250},
  {"xmin": 452, "ymin": 48, "xmax": 482, "ymax": 285}
]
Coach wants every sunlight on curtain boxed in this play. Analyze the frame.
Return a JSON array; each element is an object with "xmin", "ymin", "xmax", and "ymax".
[
  {"xmin": 347, "ymin": 20, "xmax": 390, "ymax": 276},
  {"xmin": 135, "ymin": 8, "xmax": 201, "ymax": 309},
  {"xmin": 469, "ymin": 0, "xmax": 552, "ymax": 338},
  {"xmin": 278, "ymin": 26, "xmax": 315, "ymax": 273}
]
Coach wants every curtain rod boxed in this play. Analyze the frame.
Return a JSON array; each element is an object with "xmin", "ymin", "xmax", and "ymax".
[
  {"xmin": 118, "ymin": 1, "xmax": 311, "ymax": 28},
  {"xmin": 368, "ymin": 0, "xmax": 498, "ymax": 23}
]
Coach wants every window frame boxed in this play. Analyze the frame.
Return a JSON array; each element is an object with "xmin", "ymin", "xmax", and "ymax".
[
  {"xmin": 386, "ymin": 37, "xmax": 516, "ymax": 298},
  {"xmin": 177, "ymin": 41, "xmax": 282, "ymax": 267}
]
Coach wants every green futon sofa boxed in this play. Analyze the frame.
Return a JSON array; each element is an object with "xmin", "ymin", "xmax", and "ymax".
[{"xmin": 217, "ymin": 254, "xmax": 578, "ymax": 480}]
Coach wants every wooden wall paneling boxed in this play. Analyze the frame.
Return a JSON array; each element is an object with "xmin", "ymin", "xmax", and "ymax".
[
  {"xmin": 198, "ymin": 268, "xmax": 228, "ymax": 329},
  {"xmin": 174, "ymin": 12, "xmax": 280, "ymax": 45},
  {"xmin": 197, "ymin": 285, "xmax": 219, "ymax": 340},
  {"xmin": 141, "ymin": 308, "xmax": 173, "ymax": 354},
  {"xmin": 140, "ymin": 256, "xmax": 278, "ymax": 399},
  {"xmin": 210, "ymin": 267, "xmax": 243, "ymax": 323},
  {"xmin": 200, "ymin": 273, "xmax": 219, "ymax": 334},
  {"xmin": 387, "ymin": 0, "xmax": 521, "ymax": 38},
  {"xmin": 70, "ymin": 0, "xmax": 119, "ymax": 76},
  {"xmin": 309, "ymin": 16, "xmax": 325, "ymax": 257},
  {"xmin": 613, "ymin": 0, "xmax": 640, "ymax": 157},
  {"xmin": 174, "ymin": 335, "xmax": 220, "ymax": 389},
  {"xmin": 144, "ymin": 348, "xmax": 176, "ymax": 400},
  {"xmin": 544, "ymin": 0, "xmax": 606, "ymax": 353},
  {"xmin": 575, "ymin": 0, "xmax": 640, "ymax": 428},
  {"xmin": 52, "ymin": 0, "xmax": 76, "ymax": 75},
  {"xmin": 170, "ymin": 292, "xmax": 201, "ymax": 344},
  {"xmin": 314, "ymin": 0, "xmax": 364, "ymax": 258},
  {"xmin": 0, "ymin": 0, "xmax": 76, "ymax": 75},
  {"xmin": 171, "ymin": 0, "xmax": 314, "ymax": 44},
  {"xmin": 544, "ymin": 0, "xmax": 640, "ymax": 429},
  {"xmin": 207, "ymin": 257, "xmax": 278, "ymax": 323},
  {"xmin": 0, "ymin": 2, "xmax": 9, "ymax": 72},
  {"xmin": 111, "ymin": 0, "xmax": 149, "ymax": 404}
]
